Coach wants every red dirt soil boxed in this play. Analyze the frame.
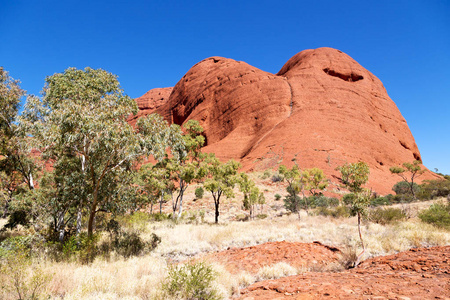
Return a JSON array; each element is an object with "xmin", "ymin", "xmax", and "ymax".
[
  {"xmin": 203, "ymin": 241, "xmax": 341, "ymax": 274},
  {"xmin": 239, "ymin": 245, "xmax": 450, "ymax": 300},
  {"xmin": 129, "ymin": 47, "xmax": 440, "ymax": 195}
]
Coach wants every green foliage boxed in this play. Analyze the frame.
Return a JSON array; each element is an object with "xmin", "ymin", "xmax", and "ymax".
[
  {"xmin": 308, "ymin": 195, "xmax": 339, "ymax": 208},
  {"xmin": 315, "ymin": 206, "xmax": 351, "ymax": 218},
  {"xmin": 256, "ymin": 213, "xmax": 268, "ymax": 219},
  {"xmin": 160, "ymin": 261, "xmax": 221, "ymax": 300},
  {"xmin": 302, "ymin": 168, "xmax": 328, "ymax": 196},
  {"xmin": 20, "ymin": 67, "xmax": 172, "ymax": 237},
  {"xmin": 337, "ymin": 162, "xmax": 370, "ymax": 194},
  {"xmin": 283, "ymin": 186, "xmax": 302, "ymax": 214},
  {"xmin": 393, "ymin": 181, "xmax": 421, "ymax": 195},
  {"xmin": 0, "ymin": 68, "xmax": 36, "ymax": 220},
  {"xmin": 419, "ymin": 201, "xmax": 450, "ymax": 230},
  {"xmin": 261, "ymin": 169, "xmax": 272, "ymax": 179},
  {"xmin": 203, "ymin": 156, "xmax": 240, "ymax": 223},
  {"xmin": 4, "ymin": 209, "xmax": 30, "ymax": 229},
  {"xmin": 370, "ymin": 195, "xmax": 393, "ymax": 206},
  {"xmin": 166, "ymin": 120, "xmax": 207, "ymax": 219},
  {"xmin": 0, "ymin": 239, "xmax": 51, "ymax": 300},
  {"xmin": 274, "ymin": 193, "xmax": 282, "ymax": 201},
  {"xmin": 195, "ymin": 187, "xmax": 204, "ymax": 199},
  {"xmin": 238, "ymin": 173, "xmax": 265, "ymax": 220},
  {"xmin": 369, "ymin": 207, "xmax": 407, "ymax": 225},
  {"xmin": 116, "ymin": 211, "xmax": 153, "ymax": 232},
  {"xmin": 420, "ymin": 179, "xmax": 450, "ymax": 199},
  {"xmin": 337, "ymin": 161, "xmax": 371, "ymax": 266},
  {"xmin": 389, "ymin": 160, "xmax": 425, "ymax": 199}
]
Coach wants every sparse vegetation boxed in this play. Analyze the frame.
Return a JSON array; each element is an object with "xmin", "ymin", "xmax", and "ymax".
[
  {"xmin": 369, "ymin": 207, "xmax": 408, "ymax": 225},
  {"xmin": 159, "ymin": 261, "xmax": 222, "ymax": 300},
  {"xmin": 1, "ymin": 67, "xmax": 449, "ymax": 299},
  {"xmin": 419, "ymin": 200, "xmax": 450, "ymax": 230}
]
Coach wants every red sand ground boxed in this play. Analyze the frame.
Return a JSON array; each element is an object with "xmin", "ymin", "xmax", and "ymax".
[
  {"xmin": 238, "ymin": 245, "xmax": 450, "ymax": 300},
  {"xmin": 203, "ymin": 241, "xmax": 341, "ymax": 274}
]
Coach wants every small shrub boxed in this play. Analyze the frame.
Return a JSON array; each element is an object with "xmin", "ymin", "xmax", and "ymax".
[
  {"xmin": 152, "ymin": 212, "xmax": 170, "ymax": 222},
  {"xmin": 271, "ymin": 173, "xmax": 283, "ymax": 183},
  {"xmin": 309, "ymin": 195, "xmax": 339, "ymax": 208},
  {"xmin": 160, "ymin": 261, "xmax": 221, "ymax": 300},
  {"xmin": 419, "ymin": 202, "xmax": 450, "ymax": 230},
  {"xmin": 274, "ymin": 193, "xmax": 281, "ymax": 201},
  {"xmin": 283, "ymin": 193, "xmax": 302, "ymax": 214},
  {"xmin": 370, "ymin": 195, "xmax": 392, "ymax": 206},
  {"xmin": 369, "ymin": 207, "xmax": 407, "ymax": 225},
  {"xmin": 256, "ymin": 214, "xmax": 267, "ymax": 219},
  {"xmin": 115, "ymin": 231, "xmax": 146, "ymax": 258},
  {"xmin": 185, "ymin": 210, "xmax": 205, "ymax": 224},
  {"xmin": 342, "ymin": 193, "xmax": 356, "ymax": 205},
  {"xmin": 339, "ymin": 245, "xmax": 358, "ymax": 269},
  {"xmin": 261, "ymin": 169, "xmax": 272, "ymax": 179},
  {"xmin": 117, "ymin": 211, "xmax": 152, "ymax": 231},
  {"xmin": 393, "ymin": 181, "xmax": 421, "ymax": 196},
  {"xmin": 4, "ymin": 210, "xmax": 30, "ymax": 230},
  {"xmin": 420, "ymin": 179, "xmax": 450, "ymax": 199},
  {"xmin": 0, "ymin": 239, "xmax": 52, "ymax": 299},
  {"xmin": 316, "ymin": 206, "xmax": 351, "ymax": 218},
  {"xmin": 195, "ymin": 187, "xmax": 204, "ymax": 199}
]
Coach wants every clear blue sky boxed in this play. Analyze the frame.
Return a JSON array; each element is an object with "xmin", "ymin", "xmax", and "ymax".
[{"xmin": 1, "ymin": 0, "xmax": 449, "ymax": 174}]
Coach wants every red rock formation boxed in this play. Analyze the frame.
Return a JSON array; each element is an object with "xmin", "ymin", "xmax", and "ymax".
[
  {"xmin": 130, "ymin": 47, "xmax": 439, "ymax": 194},
  {"xmin": 127, "ymin": 87, "xmax": 173, "ymax": 126}
]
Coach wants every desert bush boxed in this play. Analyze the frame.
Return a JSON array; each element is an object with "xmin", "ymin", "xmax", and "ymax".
[
  {"xmin": 195, "ymin": 187, "xmax": 205, "ymax": 199},
  {"xmin": 100, "ymin": 227, "xmax": 161, "ymax": 259},
  {"xmin": 419, "ymin": 201, "xmax": 450, "ymax": 230},
  {"xmin": 283, "ymin": 190, "xmax": 302, "ymax": 214},
  {"xmin": 315, "ymin": 206, "xmax": 351, "ymax": 218},
  {"xmin": 274, "ymin": 193, "xmax": 281, "ymax": 201},
  {"xmin": 370, "ymin": 195, "xmax": 393, "ymax": 206},
  {"xmin": 339, "ymin": 245, "xmax": 359, "ymax": 269},
  {"xmin": 152, "ymin": 212, "xmax": 171, "ymax": 222},
  {"xmin": 271, "ymin": 173, "xmax": 283, "ymax": 183},
  {"xmin": 116, "ymin": 211, "xmax": 153, "ymax": 232},
  {"xmin": 159, "ymin": 261, "xmax": 222, "ymax": 300},
  {"xmin": 309, "ymin": 195, "xmax": 339, "ymax": 208},
  {"xmin": 0, "ymin": 239, "xmax": 52, "ymax": 300},
  {"xmin": 420, "ymin": 179, "xmax": 450, "ymax": 199},
  {"xmin": 256, "ymin": 214, "xmax": 267, "ymax": 220},
  {"xmin": 186, "ymin": 210, "xmax": 206, "ymax": 224},
  {"xmin": 3, "ymin": 210, "xmax": 30, "ymax": 230},
  {"xmin": 393, "ymin": 181, "xmax": 421, "ymax": 196},
  {"xmin": 370, "ymin": 207, "xmax": 407, "ymax": 225},
  {"xmin": 261, "ymin": 169, "xmax": 272, "ymax": 179},
  {"xmin": 342, "ymin": 193, "xmax": 357, "ymax": 205}
]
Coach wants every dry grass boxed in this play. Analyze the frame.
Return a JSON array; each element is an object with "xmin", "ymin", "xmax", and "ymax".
[{"xmin": 1, "ymin": 199, "xmax": 449, "ymax": 299}]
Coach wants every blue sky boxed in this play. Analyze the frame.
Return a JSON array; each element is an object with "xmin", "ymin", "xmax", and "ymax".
[{"xmin": 1, "ymin": 0, "xmax": 449, "ymax": 174}]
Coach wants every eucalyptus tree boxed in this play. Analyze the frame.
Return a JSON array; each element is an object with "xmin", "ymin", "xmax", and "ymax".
[
  {"xmin": 0, "ymin": 68, "xmax": 36, "ymax": 217},
  {"xmin": 21, "ymin": 67, "xmax": 169, "ymax": 237},
  {"xmin": 278, "ymin": 164, "xmax": 305, "ymax": 218},
  {"xmin": 389, "ymin": 160, "xmax": 424, "ymax": 199},
  {"xmin": 336, "ymin": 161, "xmax": 370, "ymax": 267},
  {"xmin": 302, "ymin": 167, "xmax": 328, "ymax": 213},
  {"xmin": 238, "ymin": 173, "xmax": 264, "ymax": 219},
  {"xmin": 136, "ymin": 160, "xmax": 174, "ymax": 214},
  {"xmin": 203, "ymin": 156, "xmax": 240, "ymax": 224},
  {"xmin": 167, "ymin": 120, "xmax": 207, "ymax": 219}
]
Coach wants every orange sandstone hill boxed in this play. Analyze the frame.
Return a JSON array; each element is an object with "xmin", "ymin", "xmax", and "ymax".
[{"xmin": 129, "ymin": 47, "xmax": 439, "ymax": 194}]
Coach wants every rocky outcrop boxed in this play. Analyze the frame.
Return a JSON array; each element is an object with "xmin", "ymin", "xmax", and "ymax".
[{"xmin": 129, "ymin": 47, "xmax": 439, "ymax": 194}]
